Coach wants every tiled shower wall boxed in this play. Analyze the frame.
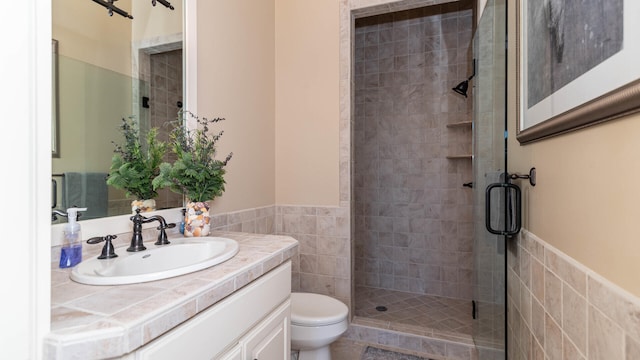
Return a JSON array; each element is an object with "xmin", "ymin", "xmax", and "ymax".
[{"xmin": 353, "ymin": 3, "xmax": 474, "ymax": 299}]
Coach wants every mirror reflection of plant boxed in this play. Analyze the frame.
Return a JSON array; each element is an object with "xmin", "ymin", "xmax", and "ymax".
[
  {"xmin": 107, "ymin": 117, "xmax": 167, "ymax": 200},
  {"xmin": 153, "ymin": 111, "xmax": 233, "ymax": 203}
]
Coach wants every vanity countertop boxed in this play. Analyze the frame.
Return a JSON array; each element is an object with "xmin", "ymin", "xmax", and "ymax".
[{"xmin": 45, "ymin": 231, "xmax": 298, "ymax": 359}]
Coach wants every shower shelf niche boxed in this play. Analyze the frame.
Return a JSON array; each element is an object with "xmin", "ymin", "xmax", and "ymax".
[
  {"xmin": 446, "ymin": 121, "xmax": 473, "ymax": 128},
  {"xmin": 446, "ymin": 155, "xmax": 472, "ymax": 159},
  {"xmin": 446, "ymin": 121, "xmax": 472, "ymax": 159}
]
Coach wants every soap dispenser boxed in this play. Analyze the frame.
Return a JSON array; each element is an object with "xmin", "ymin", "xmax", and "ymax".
[{"xmin": 59, "ymin": 207, "xmax": 87, "ymax": 268}]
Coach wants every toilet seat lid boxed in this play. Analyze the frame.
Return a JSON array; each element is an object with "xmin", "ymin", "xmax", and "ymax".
[{"xmin": 290, "ymin": 292, "xmax": 348, "ymax": 326}]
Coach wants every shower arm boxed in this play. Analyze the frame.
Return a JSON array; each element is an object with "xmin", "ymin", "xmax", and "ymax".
[
  {"xmin": 467, "ymin": 59, "xmax": 476, "ymax": 81},
  {"xmin": 152, "ymin": 0, "xmax": 175, "ymax": 10},
  {"xmin": 91, "ymin": 0, "xmax": 133, "ymax": 19},
  {"xmin": 91, "ymin": 0, "xmax": 176, "ymax": 20}
]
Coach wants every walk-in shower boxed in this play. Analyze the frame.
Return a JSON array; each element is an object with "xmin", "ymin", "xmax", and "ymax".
[
  {"xmin": 353, "ymin": 0, "xmax": 475, "ymax": 339},
  {"xmin": 352, "ymin": 0, "xmax": 508, "ymax": 358}
]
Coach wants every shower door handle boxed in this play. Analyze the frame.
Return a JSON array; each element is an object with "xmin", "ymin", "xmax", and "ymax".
[{"xmin": 485, "ymin": 182, "xmax": 521, "ymax": 236}]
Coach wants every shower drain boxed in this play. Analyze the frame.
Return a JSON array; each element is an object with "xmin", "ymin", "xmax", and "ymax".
[{"xmin": 375, "ymin": 306, "xmax": 387, "ymax": 312}]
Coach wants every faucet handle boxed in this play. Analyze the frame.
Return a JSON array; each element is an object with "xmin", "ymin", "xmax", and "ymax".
[
  {"xmin": 87, "ymin": 235, "xmax": 119, "ymax": 259},
  {"xmin": 155, "ymin": 223, "xmax": 176, "ymax": 245}
]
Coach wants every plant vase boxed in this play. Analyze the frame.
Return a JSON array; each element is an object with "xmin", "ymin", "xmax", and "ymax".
[
  {"xmin": 131, "ymin": 199, "xmax": 156, "ymax": 214},
  {"xmin": 184, "ymin": 201, "xmax": 211, "ymax": 237}
]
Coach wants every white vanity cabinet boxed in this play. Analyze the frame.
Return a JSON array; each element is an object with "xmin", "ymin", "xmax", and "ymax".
[
  {"xmin": 240, "ymin": 300, "xmax": 290, "ymax": 359},
  {"xmin": 131, "ymin": 261, "xmax": 291, "ymax": 360},
  {"xmin": 218, "ymin": 300, "xmax": 290, "ymax": 360},
  {"xmin": 218, "ymin": 345, "xmax": 242, "ymax": 360}
]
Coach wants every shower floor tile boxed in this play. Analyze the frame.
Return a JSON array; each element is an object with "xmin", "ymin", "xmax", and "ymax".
[
  {"xmin": 354, "ymin": 286, "xmax": 505, "ymax": 348},
  {"xmin": 354, "ymin": 286, "xmax": 473, "ymax": 337}
]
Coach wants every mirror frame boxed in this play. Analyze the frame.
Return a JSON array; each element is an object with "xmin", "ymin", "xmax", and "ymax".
[{"xmin": 52, "ymin": 39, "xmax": 60, "ymax": 158}]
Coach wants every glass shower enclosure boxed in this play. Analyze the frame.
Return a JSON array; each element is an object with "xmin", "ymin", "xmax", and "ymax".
[{"xmin": 471, "ymin": 0, "xmax": 509, "ymax": 358}]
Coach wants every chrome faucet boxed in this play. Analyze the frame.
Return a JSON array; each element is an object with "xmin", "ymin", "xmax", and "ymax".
[
  {"xmin": 52, "ymin": 209, "xmax": 82, "ymax": 222},
  {"xmin": 51, "ymin": 209, "xmax": 68, "ymax": 222},
  {"xmin": 127, "ymin": 209, "xmax": 176, "ymax": 252}
]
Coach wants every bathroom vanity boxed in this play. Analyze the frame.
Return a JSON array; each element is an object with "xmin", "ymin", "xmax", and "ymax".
[{"xmin": 46, "ymin": 232, "xmax": 298, "ymax": 359}]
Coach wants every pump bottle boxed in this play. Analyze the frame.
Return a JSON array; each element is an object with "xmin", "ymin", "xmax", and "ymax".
[{"xmin": 59, "ymin": 207, "xmax": 87, "ymax": 268}]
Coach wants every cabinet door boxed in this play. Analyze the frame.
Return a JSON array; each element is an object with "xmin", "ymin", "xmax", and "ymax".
[{"xmin": 243, "ymin": 300, "xmax": 290, "ymax": 360}]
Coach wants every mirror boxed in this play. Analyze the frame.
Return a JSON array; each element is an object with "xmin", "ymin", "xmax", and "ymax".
[{"xmin": 51, "ymin": 0, "xmax": 184, "ymax": 221}]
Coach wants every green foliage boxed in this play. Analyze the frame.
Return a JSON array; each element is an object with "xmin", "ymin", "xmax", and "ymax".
[
  {"xmin": 106, "ymin": 117, "xmax": 167, "ymax": 200},
  {"xmin": 152, "ymin": 111, "xmax": 233, "ymax": 203}
]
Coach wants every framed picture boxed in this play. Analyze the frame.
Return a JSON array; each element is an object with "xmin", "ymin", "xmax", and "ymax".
[{"xmin": 516, "ymin": 0, "xmax": 640, "ymax": 144}]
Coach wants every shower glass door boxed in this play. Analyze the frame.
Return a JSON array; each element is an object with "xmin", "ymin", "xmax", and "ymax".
[{"xmin": 471, "ymin": 0, "xmax": 507, "ymax": 358}]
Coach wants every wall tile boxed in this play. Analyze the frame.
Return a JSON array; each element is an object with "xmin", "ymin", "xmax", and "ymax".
[
  {"xmin": 544, "ymin": 268, "xmax": 562, "ymax": 325},
  {"xmin": 530, "ymin": 257, "xmax": 545, "ymax": 303},
  {"xmin": 562, "ymin": 283, "xmax": 587, "ymax": 354},
  {"xmin": 588, "ymin": 275, "xmax": 640, "ymax": 340},
  {"xmin": 530, "ymin": 292, "xmax": 545, "ymax": 347},
  {"xmin": 509, "ymin": 231, "xmax": 640, "ymax": 360},
  {"xmin": 531, "ymin": 338, "xmax": 545, "ymax": 360},
  {"xmin": 543, "ymin": 312, "xmax": 562, "ymax": 359},
  {"xmin": 626, "ymin": 335, "xmax": 640, "ymax": 360},
  {"xmin": 546, "ymin": 248, "xmax": 587, "ymax": 296},
  {"xmin": 276, "ymin": 205, "xmax": 351, "ymax": 307},
  {"xmin": 588, "ymin": 305, "xmax": 625, "ymax": 360},
  {"xmin": 564, "ymin": 334, "xmax": 586, "ymax": 360}
]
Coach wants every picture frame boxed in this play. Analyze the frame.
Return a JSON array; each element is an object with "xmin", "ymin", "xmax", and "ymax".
[{"xmin": 516, "ymin": 0, "xmax": 640, "ymax": 144}]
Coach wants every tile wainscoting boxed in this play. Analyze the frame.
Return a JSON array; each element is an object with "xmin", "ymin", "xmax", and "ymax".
[
  {"xmin": 207, "ymin": 204, "xmax": 354, "ymax": 321},
  {"xmin": 508, "ymin": 230, "xmax": 640, "ymax": 360},
  {"xmin": 201, "ymin": 202, "xmax": 353, "ymax": 313},
  {"xmin": 275, "ymin": 205, "xmax": 352, "ymax": 310},
  {"xmin": 210, "ymin": 205, "xmax": 276, "ymax": 234},
  {"xmin": 53, "ymin": 204, "xmax": 353, "ymax": 308}
]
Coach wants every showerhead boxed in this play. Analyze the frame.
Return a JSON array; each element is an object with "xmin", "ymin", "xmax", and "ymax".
[
  {"xmin": 452, "ymin": 80, "xmax": 469, "ymax": 97},
  {"xmin": 452, "ymin": 59, "xmax": 476, "ymax": 98}
]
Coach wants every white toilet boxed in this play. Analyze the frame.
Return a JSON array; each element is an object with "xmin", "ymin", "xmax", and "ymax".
[{"xmin": 290, "ymin": 292, "xmax": 349, "ymax": 360}]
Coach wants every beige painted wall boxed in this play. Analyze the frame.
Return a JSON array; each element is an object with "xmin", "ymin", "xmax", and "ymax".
[
  {"xmin": 274, "ymin": 0, "xmax": 341, "ymax": 206},
  {"xmin": 195, "ymin": 0, "xmax": 276, "ymax": 213},
  {"xmin": 132, "ymin": 1, "xmax": 183, "ymax": 44},
  {"xmin": 53, "ymin": 0, "xmax": 132, "ymax": 76},
  {"xmin": 191, "ymin": 0, "xmax": 339, "ymax": 211},
  {"xmin": 507, "ymin": 5, "xmax": 640, "ymax": 297}
]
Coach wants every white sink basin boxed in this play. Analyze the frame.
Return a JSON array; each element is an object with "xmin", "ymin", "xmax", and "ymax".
[{"xmin": 70, "ymin": 237, "xmax": 239, "ymax": 285}]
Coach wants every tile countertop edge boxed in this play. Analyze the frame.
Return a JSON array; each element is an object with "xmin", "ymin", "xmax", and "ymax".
[{"xmin": 46, "ymin": 232, "xmax": 299, "ymax": 359}]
